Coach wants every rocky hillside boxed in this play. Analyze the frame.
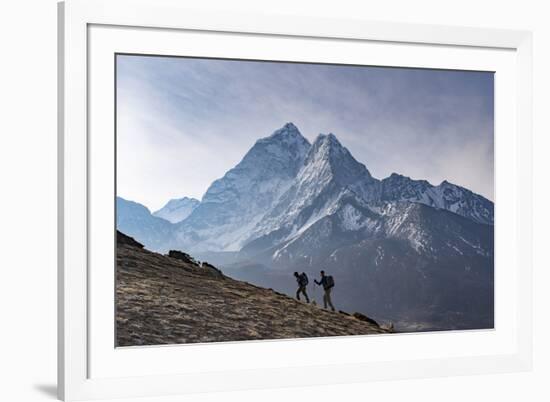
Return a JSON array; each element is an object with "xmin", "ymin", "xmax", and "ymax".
[{"xmin": 116, "ymin": 231, "xmax": 389, "ymax": 346}]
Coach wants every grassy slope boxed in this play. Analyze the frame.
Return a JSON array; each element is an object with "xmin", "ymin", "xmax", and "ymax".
[{"xmin": 116, "ymin": 240, "xmax": 389, "ymax": 346}]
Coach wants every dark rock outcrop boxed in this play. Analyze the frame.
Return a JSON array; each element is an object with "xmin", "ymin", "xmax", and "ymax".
[
  {"xmin": 168, "ymin": 250, "xmax": 197, "ymax": 265},
  {"xmin": 352, "ymin": 312, "xmax": 380, "ymax": 327},
  {"xmin": 201, "ymin": 261, "xmax": 224, "ymax": 278},
  {"xmin": 117, "ymin": 230, "xmax": 144, "ymax": 249}
]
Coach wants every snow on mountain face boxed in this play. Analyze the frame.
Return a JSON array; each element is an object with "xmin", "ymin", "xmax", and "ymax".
[
  {"xmin": 304, "ymin": 134, "xmax": 374, "ymax": 186},
  {"xmin": 261, "ymin": 196, "xmax": 383, "ymax": 265},
  {"xmin": 379, "ymin": 202, "xmax": 493, "ymax": 257},
  {"xmin": 201, "ymin": 122, "xmax": 310, "ymax": 205},
  {"xmin": 380, "ymin": 174, "xmax": 493, "ymax": 225},
  {"xmin": 380, "ymin": 173, "xmax": 432, "ymax": 203},
  {"xmin": 153, "ymin": 197, "xmax": 200, "ymax": 223},
  {"xmin": 245, "ymin": 133, "xmax": 377, "ymax": 246},
  {"xmin": 261, "ymin": 195, "xmax": 492, "ymax": 268},
  {"xmin": 298, "ymin": 134, "xmax": 379, "ymax": 203},
  {"xmin": 174, "ymin": 123, "xmax": 311, "ymax": 252},
  {"xmin": 120, "ymin": 122, "xmax": 493, "ymax": 260},
  {"xmin": 428, "ymin": 180, "xmax": 493, "ymax": 225}
]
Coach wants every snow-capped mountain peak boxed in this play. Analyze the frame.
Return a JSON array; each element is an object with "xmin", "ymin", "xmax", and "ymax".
[
  {"xmin": 380, "ymin": 174, "xmax": 493, "ymax": 225},
  {"xmin": 303, "ymin": 133, "xmax": 374, "ymax": 185},
  {"xmin": 200, "ymin": 123, "xmax": 310, "ymax": 205},
  {"xmin": 153, "ymin": 197, "xmax": 200, "ymax": 223},
  {"xmin": 244, "ymin": 132, "xmax": 379, "ymax": 247},
  {"xmin": 261, "ymin": 122, "xmax": 304, "ymax": 142},
  {"xmin": 244, "ymin": 122, "xmax": 311, "ymax": 169},
  {"xmin": 173, "ymin": 123, "xmax": 312, "ymax": 251},
  {"xmin": 120, "ymin": 123, "xmax": 493, "ymax": 259}
]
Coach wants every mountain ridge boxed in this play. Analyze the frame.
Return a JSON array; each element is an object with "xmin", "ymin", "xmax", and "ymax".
[
  {"xmin": 171, "ymin": 122, "xmax": 311, "ymax": 252},
  {"xmin": 117, "ymin": 122, "xmax": 493, "ymax": 255},
  {"xmin": 153, "ymin": 196, "xmax": 200, "ymax": 223}
]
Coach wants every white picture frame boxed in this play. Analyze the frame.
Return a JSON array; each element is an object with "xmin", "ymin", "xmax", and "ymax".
[{"xmin": 58, "ymin": 0, "xmax": 533, "ymax": 400}]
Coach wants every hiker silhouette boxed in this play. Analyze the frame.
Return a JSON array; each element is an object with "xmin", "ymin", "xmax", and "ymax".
[
  {"xmin": 314, "ymin": 270, "xmax": 335, "ymax": 311},
  {"xmin": 294, "ymin": 272, "xmax": 310, "ymax": 303}
]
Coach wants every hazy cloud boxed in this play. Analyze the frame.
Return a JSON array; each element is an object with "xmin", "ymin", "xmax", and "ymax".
[{"xmin": 117, "ymin": 55, "xmax": 494, "ymax": 211}]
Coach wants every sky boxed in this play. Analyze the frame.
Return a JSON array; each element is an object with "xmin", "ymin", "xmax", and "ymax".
[{"xmin": 116, "ymin": 54, "xmax": 494, "ymax": 212}]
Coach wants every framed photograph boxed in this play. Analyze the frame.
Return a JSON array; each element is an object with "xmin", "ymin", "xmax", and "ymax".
[{"xmin": 58, "ymin": 0, "xmax": 533, "ymax": 400}]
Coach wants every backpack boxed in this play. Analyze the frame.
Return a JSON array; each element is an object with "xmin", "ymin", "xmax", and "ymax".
[
  {"xmin": 325, "ymin": 275, "xmax": 335, "ymax": 289},
  {"xmin": 300, "ymin": 272, "xmax": 309, "ymax": 286}
]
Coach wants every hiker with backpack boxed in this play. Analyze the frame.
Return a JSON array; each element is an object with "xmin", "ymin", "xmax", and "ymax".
[
  {"xmin": 314, "ymin": 270, "xmax": 335, "ymax": 311},
  {"xmin": 294, "ymin": 272, "xmax": 310, "ymax": 303}
]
